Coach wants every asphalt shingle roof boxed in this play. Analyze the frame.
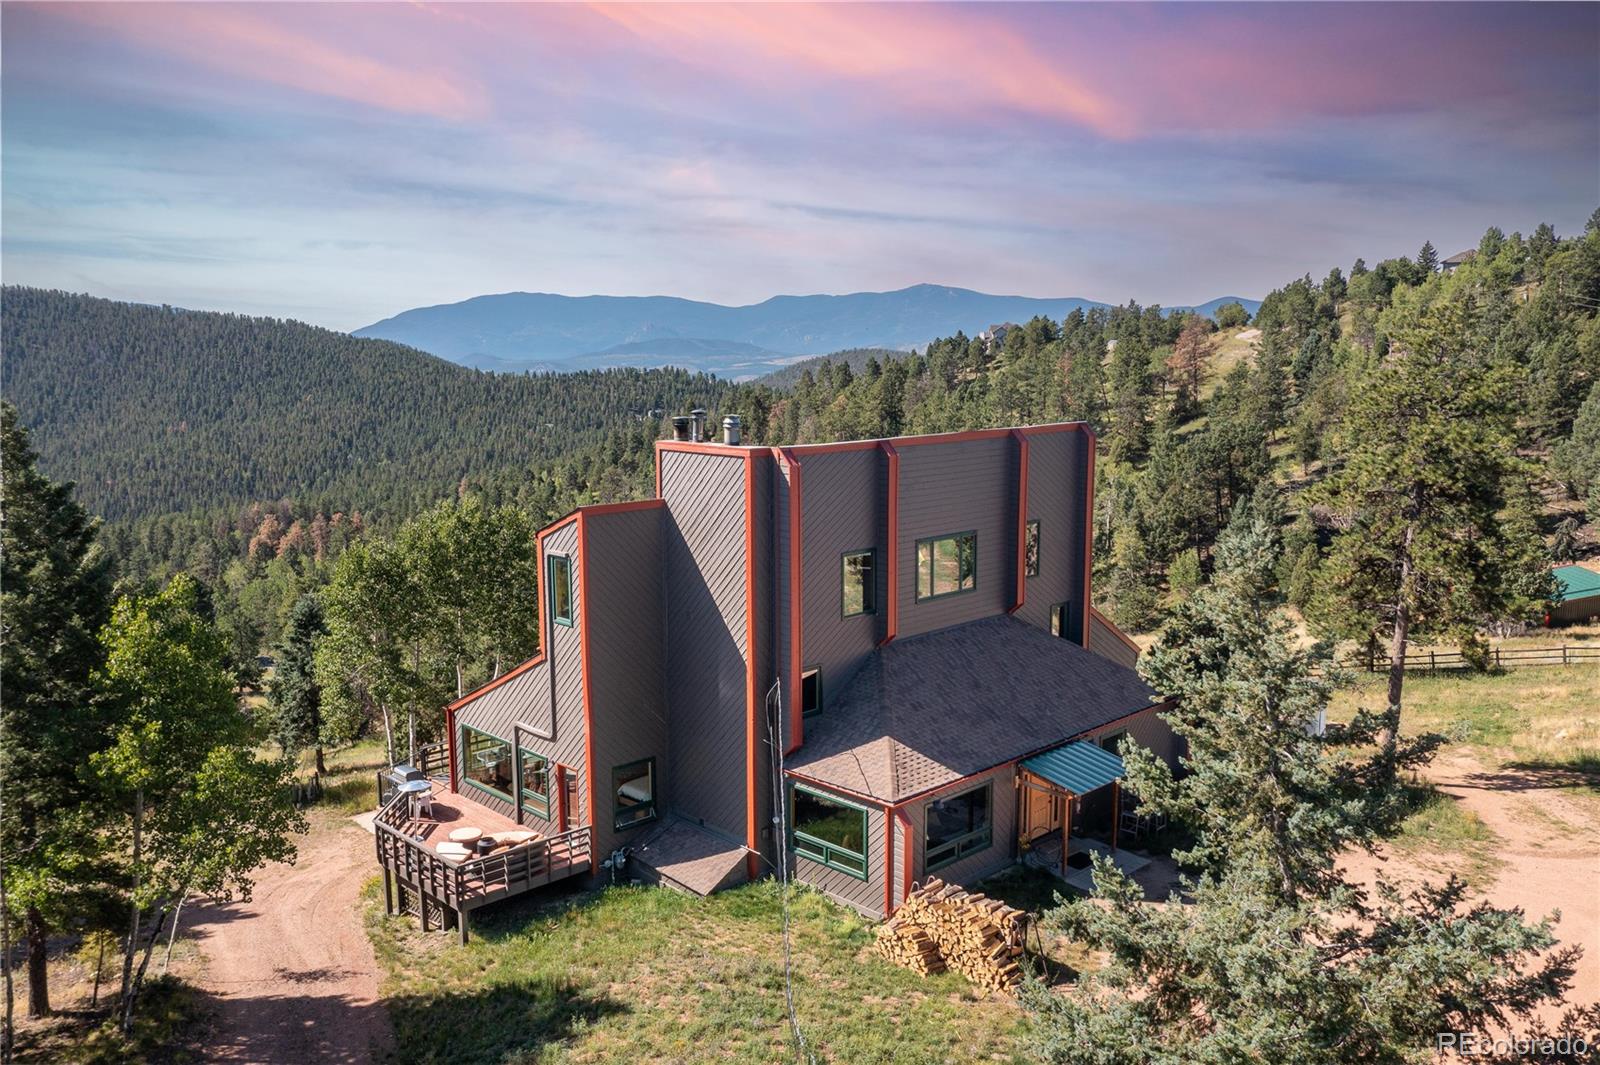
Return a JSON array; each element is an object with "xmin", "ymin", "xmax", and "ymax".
[{"xmin": 787, "ymin": 615, "xmax": 1159, "ymax": 802}]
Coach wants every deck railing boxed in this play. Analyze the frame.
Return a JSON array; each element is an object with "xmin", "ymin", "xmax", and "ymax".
[{"xmin": 373, "ymin": 792, "xmax": 591, "ymax": 909}]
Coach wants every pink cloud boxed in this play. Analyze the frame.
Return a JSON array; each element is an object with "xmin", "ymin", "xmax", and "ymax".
[{"xmin": 47, "ymin": 3, "xmax": 487, "ymax": 121}]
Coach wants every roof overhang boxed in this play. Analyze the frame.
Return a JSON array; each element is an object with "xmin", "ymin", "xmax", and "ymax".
[{"xmin": 1021, "ymin": 741, "xmax": 1125, "ymax": 796}]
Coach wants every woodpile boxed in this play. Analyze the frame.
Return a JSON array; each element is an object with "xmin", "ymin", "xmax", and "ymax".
[{"xmin": 874, "ymin": 878, "xmax": 1030, "ymax": 992}]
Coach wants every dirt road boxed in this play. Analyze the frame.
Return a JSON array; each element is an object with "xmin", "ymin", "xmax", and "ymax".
[
  {"xmin": 1343, "ymin": 748, "xmax": 1600, "ymax": 1024},
  {"xmin": 182, "ymin": 812, "xmax": 392, "ymax": 1063}
]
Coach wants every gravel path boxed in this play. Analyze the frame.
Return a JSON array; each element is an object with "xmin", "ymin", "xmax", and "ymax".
[{"xmin": 183, "ymin": 812, "xmax": 392, "ymax": 1063}]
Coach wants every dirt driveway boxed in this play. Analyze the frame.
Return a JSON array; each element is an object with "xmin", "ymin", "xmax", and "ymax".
[
  {"xmin": 181, "ymin": 811, "xmax": 392, "ymax": 1063},
  {"xmin": 1343, "ymin": 748, "xmax": 1600, "ymax": 1023}
]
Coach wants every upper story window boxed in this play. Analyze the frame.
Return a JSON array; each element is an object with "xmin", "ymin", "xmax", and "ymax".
[
  {"xmin": 801, "ymin": 667, "xmax": 821, "ymax": 717},
  {"xmin": 842, "ymin": 549, "xmax": 876, "ymax": 617},
  {"xmin": 548, "ymin": 554, "xmax": 573, "ymax": 627},
  {"xmin": 1025, "ymin": 520, "xmax": 1040, "ymax": 578},
  {"xmin": 915, "ymin": 531, "xmax": 976, "ymax": 601}
]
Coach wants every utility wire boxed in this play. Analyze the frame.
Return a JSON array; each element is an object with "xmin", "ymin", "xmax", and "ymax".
[{"xmin": 765, "ymin": 679, "xmax": 818, "ymax": 1065}]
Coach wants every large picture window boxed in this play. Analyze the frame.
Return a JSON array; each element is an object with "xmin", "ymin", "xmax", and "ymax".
[
  {"xmin": 462, "ymin": 726, "xmax": 514, "ymax": 801},
  {"xmin": 1025, "ymin": 520, "xmax": 1040, "ymax": 578},
  {"xmin": 518, "ymin": 747, "xmax": 551, "ymax": 820},
  {"xmin": 842, "ymin": 549, "xmax": 876, "ymax": 617},
  {"xmin": 792, "ymin": 784, "xmax": 868, "ymax": 879},
  {"xmin": 548, "ymin": 554, "xmax": 573, "ymax": 627},
  {"xmin": 924, "ymin": 782, "xmax": 992, "ymax": 872},
  {"xmin": 915, "ymin": 531, "xmax": 977, "ymax": 601},
  {"xmin": 613, "ymin": 758, "xmax": 657, "ymax": 831}
]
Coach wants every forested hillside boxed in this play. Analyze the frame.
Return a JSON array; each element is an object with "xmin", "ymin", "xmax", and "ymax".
[{"xmin": 1, "ymin": 287, "xmax": 736, "ymax": 521}]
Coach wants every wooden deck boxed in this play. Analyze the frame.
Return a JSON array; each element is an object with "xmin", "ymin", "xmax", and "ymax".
[{"xmin": 375, "ymin": 783, "xmax": 591, "ymax": 943}]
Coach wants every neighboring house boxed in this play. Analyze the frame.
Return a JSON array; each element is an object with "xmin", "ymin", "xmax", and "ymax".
[
  {"xmin": 1441, "ymin": 249, "xmax": 1477, "ymax": 273},
  {"xmin": 1549, "ymin": 564, "xmax": 1600, "ymax": 625},
  {"xmin": 981, "ymin": 322, "xmax": 1019, "ymax": 352},
  {"xmin": 376, "ymin": 415, "xmax": 1177, "ymax": 937}
]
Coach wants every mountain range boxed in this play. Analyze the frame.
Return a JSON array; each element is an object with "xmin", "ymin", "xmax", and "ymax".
[{"xmin": 355, "ymin": 284, "xmax": 1259, "ymax": 378}]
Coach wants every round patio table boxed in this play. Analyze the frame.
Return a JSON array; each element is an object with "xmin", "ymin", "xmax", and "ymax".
[{"xmin": 448, "ymin": 826, "xmax": 483, "ymax": 844}]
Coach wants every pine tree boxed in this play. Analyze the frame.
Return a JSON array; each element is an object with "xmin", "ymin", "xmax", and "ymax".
[
  {"xmin": 268, "ymin": 594, "xmax": 328, "ymax": 775},
  {"xmin": 0, "ymin": 403, "xmax": 116, "ymax": 1022},
  {"xmin": 1416, "ymin": 240, "xmax": 1439, "ymax": 274},
  {"xmin": 1310, "ymin": 299, "xmax": 1553, "ymax": 775}
]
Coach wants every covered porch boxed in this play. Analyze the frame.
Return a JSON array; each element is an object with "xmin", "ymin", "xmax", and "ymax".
[{"xmin": 1017, "ymin": 741, "xmax": 1145, "ymax": 891}]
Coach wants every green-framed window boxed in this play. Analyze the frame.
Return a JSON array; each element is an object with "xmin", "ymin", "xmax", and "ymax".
[
  {"xmin": 1025, "ymin": 520, "xmax": 1040, "ymax": 578},
  {"xmin": 915, "ymin": 531, "xmax": 976, "ymax": 601},
  {"xmin": 461, "ymin": 725, "xmax": 514, "ymax": 802},
  {"xmin": 791, "ymin": 784, "xmax": 868, "ymax": 880},
  {"xmin": 517, "ymin": 747, "xmax": 551, "ymax": 820},
  {"xmin": 613, "ymin": 757, "xmax": 657, "ymax": 831},
  {"xmin": 801, "ymin": 667, "xmax": 821, "ymax": 717},
  {"xmin": 924, "ymin": 782, "xmax": 992, "ymax": 872},
  {"xmin": 842, "ymin": 549, "xmax": 876, "ymax": 617},
  {"xmin": 548, "ymin": 554, "xmax": 574, "ymax": 627}
]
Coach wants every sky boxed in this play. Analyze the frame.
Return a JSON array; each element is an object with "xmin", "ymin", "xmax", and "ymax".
[{"xmin": 2, "ymin": 2, "xmax": 1597, "ymax": 332}]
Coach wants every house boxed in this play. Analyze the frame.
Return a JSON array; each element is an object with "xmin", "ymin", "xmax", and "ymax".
[
  {"xmin": 374, "ymin": 412, "xmax": 1179, "ymax": 939},
  {"xmin": 1548, "ymin": 564, "xmax": 1600, "ymax": 625},
  {"xmin": 981, "ymin": 322, "xmax": 1019, "ymax": 352},
  {"xmin": 1441, "ymin": 249, "xmax": 1477, "ymax": 274}
]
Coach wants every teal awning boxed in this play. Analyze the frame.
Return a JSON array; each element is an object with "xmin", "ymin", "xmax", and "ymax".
[
  {"xmin": 1022, "ymin": 741, "xmax": 1125, "ymax": 796},
  {"xmin": 1554, "ymin": 565, "xmax": 1600, "ymax": 604}
]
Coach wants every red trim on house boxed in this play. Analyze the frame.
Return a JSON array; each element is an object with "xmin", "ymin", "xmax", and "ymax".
[
  {"xmin": 1089, "ymin": 606, "xmax": 1143, "ymax": 658},
  {"xmin": 882, "ymin": 803, "xmax": 896, "ymax": 916},
  {"xmin": 880, "ymin": 441, "xmax": 899, "ymax": 646},
  {"xmin": 743, "ymin": 451, "xmax": 761, "ymax": 881},
  {"xmin": 1011, "ymin": 429, "xmax": 1029, "ymax": 615},
  {"xmin": 896, "ymin": 808, "xmax": 914, "ymax": 907},
  {"xmin": 554, "ymin": 762, "xmax": 570, "ymax": 833},
  {"xmin": 576, "ymin": 511, "xmax": 599, "ymax": 875},
  {"xmin": 1079, "ymin": 424, "xmax": 1096, "ymax": 650},
  {"xmin": 780, "ymin": 448, "xmax": 805, "ymax": 754},
  {"xmin": 579, "ymin": 498, "xmax": 666, "ymax": 517}
]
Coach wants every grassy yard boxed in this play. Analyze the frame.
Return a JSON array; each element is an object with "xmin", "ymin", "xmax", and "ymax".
[{"xmin": 366, "ymin": 879, "xmax": 1033, "ymax": 1065}]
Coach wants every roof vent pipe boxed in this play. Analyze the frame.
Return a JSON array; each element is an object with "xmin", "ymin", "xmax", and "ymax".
[
  {"xmin": 671, "ymin": 416, "xmax": 692, "ymax": 442},
  {"xmin": 722, "ymin": 414, "xmax": 742, "ymax": 445},
  {"xmin": 689, "ymin": 408, "xmax": 707, "ymax": 442}
]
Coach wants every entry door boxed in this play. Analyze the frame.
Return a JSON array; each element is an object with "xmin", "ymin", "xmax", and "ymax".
[{"xmin": 1025, "ymin": 786, "xmax": 1063, "ymax": 840}]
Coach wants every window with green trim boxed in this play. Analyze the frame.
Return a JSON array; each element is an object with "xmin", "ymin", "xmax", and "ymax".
[
  {"xmin": 792, "ymin": 784, "xmax": 868, "ymax": 879},
  {"xmin": 517, "ymin": 747, "xmax": 551, "ymax": 819},
  {"xmin": 924, "ymin": 782, "xmax": 992, "ymax": 872},
  {"xmin": 842, "ymin": 549, "xmax": 876, "ymax": 617},
  {"xmin": 462, "ymin": 725, "xmax": 513, "ymax": 801},
  {"xmin": 915, "ymin": 531, "xmax": 976, "ymax": 601},
  {"xmin": 548, "ymin": 554, "xmax": 573, "ymax": 627},
  {"xmin": 613, "ymin": 758, "xmax": 657, "ymax": 831},
  {"xmin": 1025, "ymin": 520, "xmax": 1040, "ymax": 578}
]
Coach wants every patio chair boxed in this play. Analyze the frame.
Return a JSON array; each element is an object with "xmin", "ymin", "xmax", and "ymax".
[{"xmin": 412, "ymin": 791, "xmax": 435, "ymax": 821}]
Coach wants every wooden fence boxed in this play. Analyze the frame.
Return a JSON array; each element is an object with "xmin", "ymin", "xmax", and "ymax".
[{"xmin": 1360, "ymin": 644, "xmax": 1600, "ymax": 673}]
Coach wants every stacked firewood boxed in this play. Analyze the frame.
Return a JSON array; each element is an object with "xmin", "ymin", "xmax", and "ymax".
[{"xmin": 874, "ymin": 878, "xmax": 1030, "ymax": 991}]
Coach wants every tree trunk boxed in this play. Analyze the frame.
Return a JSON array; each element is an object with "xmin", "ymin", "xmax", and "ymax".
[
  {"xmin": 1, "ymin": 854, "xmax": 15, "ymax": 1065},
  {"xmin": 121, "ymin": 901, "xmax": 170, "ymax": 1034},
  {"xmin": 118, "ymin": 790, "xmax": 144, "ymax": 1015},
  {"xmin": 380, "ymin": 703, "xmax": 395, "ymax": 767},
  {"xmin": 1382, "ymin": 524, "xmax": 1416, "ymax": 778},
  {"xmin": 162, "ymin": 897, "xmax": 187, "ymax": 974},
  {"xmin": 314, "ymin": 746, "xmax": 327, "ymax": 776},
  {"xmin": 23, "ymin": 909, "xmax": 48, "ymax": 1018}
]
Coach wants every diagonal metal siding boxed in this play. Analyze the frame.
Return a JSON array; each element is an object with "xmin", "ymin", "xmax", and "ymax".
[
  {"xmin": 901, "ymin": 765, "xmax": 1018, "ymax": 889},
  {"xmin": 455, "ymin": 521, "xmax": 588, "ymax": 831},
  {"xmin": 584, "ymin": 506, "xmax": 671, "ymax": 861},
  {"xmin": 793, "ymin": 799, "xmax": 888, "ymax": 917},
  {"xmin": 800, "ymin": 449, "xmax": 884, "ymax": 712},
  {"xmin": 662, "ymin": 450, "xmax": 752, "ymax": 840},
  {"xmin": 1015, "ymin": 430, "xmax": 1087, "ymax": 635},
  {"xmin": 895, "ymin": 437, "xmax": 1018, "ymax": 638}
]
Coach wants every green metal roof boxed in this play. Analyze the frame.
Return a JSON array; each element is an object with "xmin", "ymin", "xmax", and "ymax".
[
  {"xmin": 1554, "ymin": 565, "xmax": 1600, "ymax": 603},
  {"xmin": 1022, "ymin": 741, "xmax": 1125, "ymax": 796}
]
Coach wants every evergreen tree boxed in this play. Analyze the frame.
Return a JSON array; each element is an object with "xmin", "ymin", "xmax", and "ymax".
[
  {"xmin": 268, "ymin": 594, "xmax": 328, "ymax": 775},
  {"xmin": 1417, "ymin": 240, "xmax": 1439, "ymax": 274},
  {"xmin": 0, "ymin": 403, "xmax": 115, "ymax": 1021},
  {"xmin": 1310, "ymin": 299, "xmax": 1553, "ymax": 775}
]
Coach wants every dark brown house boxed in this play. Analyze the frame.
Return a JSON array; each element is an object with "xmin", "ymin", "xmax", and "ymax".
[{"xmin": 375, "ymin": 418, "xmax": 1179, "ymax": 936}]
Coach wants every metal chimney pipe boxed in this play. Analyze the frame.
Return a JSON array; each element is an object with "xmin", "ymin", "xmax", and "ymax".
[
  {"xmin": 671, "ymin": 416, "xmax": 692, "ymax": 442},
  {"xmin": 722, "ymin": 415, "xmax": 742, "ymax": 445},
  {"xmin": 689, "ymin": 408, "xmax": 708, "ymax": 442}
]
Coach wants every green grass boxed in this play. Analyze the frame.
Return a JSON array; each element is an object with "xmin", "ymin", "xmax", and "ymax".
[{"xmin": 367, "ymin": 879, "xmax": 1031, "ymax": 1065}]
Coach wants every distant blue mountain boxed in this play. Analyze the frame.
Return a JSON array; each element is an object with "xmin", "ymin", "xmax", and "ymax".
[{"xmin": 354, "ymin": 284, "xmax": 1260, "ymax": 375}]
